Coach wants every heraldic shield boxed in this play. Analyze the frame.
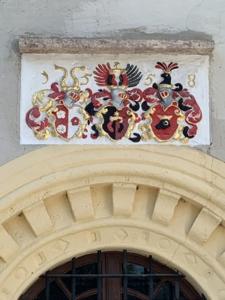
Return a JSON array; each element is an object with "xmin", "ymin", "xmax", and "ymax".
[
  {"xmin": 25, "ymin": 61, "xmax": 203, "ymax": 144},
  {"xmin": 145, "ymin": 102, "xmax": 184, "ymax": 141},
  {"xmin": 141, "ymin": 62, "xmax": 202, "ymax": 142}
]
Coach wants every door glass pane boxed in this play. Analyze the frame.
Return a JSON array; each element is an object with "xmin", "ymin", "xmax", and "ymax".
[
  {"xmin": 154, "ymin": 281, "xmax": 174, "ymax": 300},
  {"xmin": 69, "ymin": 263, "xmax": 97, "ymax": 296},
  {"xmin": 36, "ymin": 263, "xmax": 98, "ymax": 299},
  {"xmin": 36, "ymin": 282, "xmax": 68, "ymax": 300},
  {"xmin": 127, "ymin": 263, "xmax": 148, "ymax": 295}
]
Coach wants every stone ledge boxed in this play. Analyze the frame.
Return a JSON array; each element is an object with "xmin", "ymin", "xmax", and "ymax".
[{"xmin": 19, "ymin": 37, "xmax": 214, "ymax": 55}]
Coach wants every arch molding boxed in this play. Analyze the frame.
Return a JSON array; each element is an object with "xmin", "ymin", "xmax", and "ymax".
[{"xmin": 0, "ymin": 146, "xmax": 225, "ymax": 299}]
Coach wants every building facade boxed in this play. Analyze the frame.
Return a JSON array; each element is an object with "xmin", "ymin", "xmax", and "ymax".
[{"xmin": 1, "ymin": 1, "xmax": 225, "ymax": 299}]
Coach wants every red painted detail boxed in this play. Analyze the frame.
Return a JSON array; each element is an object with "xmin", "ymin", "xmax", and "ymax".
[
  {"xmin": 127, "ymin": 88, "xmax": 143, "ymax": 102},
  {"xmin": 91, "ymin": 133, "xmax": 98, "ymax": 139},
  {"xmin": 149, "ymin": 102, "xmax": 181, "ymax": 141},
  {"xmin": 105, "ymin": 107, "xmax": 131, "ymax": 140},
  {"xmin": 155, "ymin": 62, "xmax": 179, "ymax": 73},
  {"xmin": 85, "ymin": 88, "xmax": 93, "ymax": 98},
  {"xmin": 71, "ymin": 117, "xmax": 80, "ymax": 126},
  {"xmin": 135, "ymin": 116, "xmax": 141, "ymax": 123},
  {"xmin": 91, "ymin": 90, "xmax": 112, "ymax": 107},
  {"xmin": 25, "ymin": 106, "xmax": 49, "ymax": 132},
  {"xmin": 178, "ymin": 90, "xmax": 202, "ymax": 124},
  {"xmin": 121, "ymin": 73, "xmax": 128, "ymax": 86},
  {"xmin": 69, "ymin": 92, "xmax": 80, "ymax": 102},
  {"xmin": 52, "ymin": 104, "xmax": 69, "ymax": 139},
  {"xmin": 48, "ymin": 82, "xmax": 66, "ymax": 101},
  {"xmin": 143, "ymin": 87, "xmax": 160, "ymax": 104},
  {"xmin": 174, "ymin": 89, "xmax": 202, "ymax": 138},
  {"xmin": 94, "ymin": 63, "xmax": 111, "ymax": 86}
]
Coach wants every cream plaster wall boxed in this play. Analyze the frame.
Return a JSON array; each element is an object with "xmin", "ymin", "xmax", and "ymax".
[
  {"xmin": 0, "ymin": 0, "xmax": 225, "ymax": 164},
  {"xmin": 0, "ymin": 146, "xmax": 225, "ymax": 299}
]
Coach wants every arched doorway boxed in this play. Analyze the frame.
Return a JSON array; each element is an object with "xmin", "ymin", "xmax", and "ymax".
[
  {"xmin": 0, "ymin": 146, "xmax": 225, "ymax": 300},
  {"xmin": 19, "ymin": 251, "xmax": 204, "ymax": 300}
]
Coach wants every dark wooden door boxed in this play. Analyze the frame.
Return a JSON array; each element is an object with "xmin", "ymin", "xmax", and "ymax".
[
  {"xmin": 102, "ymin": 252, "xmax": 121, "ymax": 300},
  {"xmin": 19, "ymin": 251, "xmax": 205, "ymax": 300}
]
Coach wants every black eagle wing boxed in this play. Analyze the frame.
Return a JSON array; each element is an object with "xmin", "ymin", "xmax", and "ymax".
[{"xmin": 126, "ymin": 64, "xmax": 142, "ymax": 87}]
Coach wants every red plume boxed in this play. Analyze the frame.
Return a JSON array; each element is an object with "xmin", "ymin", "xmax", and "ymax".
[{"xmin": 155, "ymin": 62, "xmax": 179, "ymax": 73}]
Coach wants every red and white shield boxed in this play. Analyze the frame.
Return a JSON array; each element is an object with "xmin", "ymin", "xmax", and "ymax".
[{"xmin": 52, "ymin": 104, "xmax": 86, "ymax": 140}]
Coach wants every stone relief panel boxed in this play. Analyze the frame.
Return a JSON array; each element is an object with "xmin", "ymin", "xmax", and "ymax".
[{"xmin": 20, "ymin": 54, "xmax": 209, "ymax": 145}]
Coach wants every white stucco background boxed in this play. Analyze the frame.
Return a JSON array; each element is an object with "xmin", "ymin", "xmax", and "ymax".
[
  {"xmin": 0, "ymin": 0, "xmax": 225, "ymax": 165},
  {"xmin": 20, "ymin": 53, "xmax": 209, "ymax": 145}
]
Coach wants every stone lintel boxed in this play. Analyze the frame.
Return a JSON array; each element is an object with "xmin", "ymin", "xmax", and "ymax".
[{"xmin": 19, "ymin": 37, "xmax": 214, "ymax": 55}]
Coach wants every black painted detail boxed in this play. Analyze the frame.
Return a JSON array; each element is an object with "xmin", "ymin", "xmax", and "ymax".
[
  {"xmin": 178, "ymin": 98, "xmax": 192, "ymax": 112},
  {"xmin": 129, "ymin": 133, "xmax": 141, "ymax": 143},
  {"xmin": 119, "ymin": 74, "xmax": 123, "ymax": 86},
  {"xmin": 107, "ymin": 74, "xmax": 113, "ymax": 86},
  {"xmin": 173, "ymin": 83, "xmax": 183, "ymax": 92},
  {"xmin": 156, "ymin": 119, "xmax": 170, "ymax": 129},
  {"xmin": 129, "ymin": 101, "xmax": 139, "ymax": 111},
  {"xmin": 126, "ymin": 64, "xmax": 143, "ymax": 88},
  {"xmin": 142, "ymin": 101, "xmax": 150, "ymax": 111},
  {"xmin": 101, "ymin": 106, "xmax": 125, "ymax": 140},
  {"xmin": 152, "ymin": 83, "xmax": 158, "ymax": 90},
  {"xmin": 183, "ymin": 126, "xmax": 194, "ymax": 139},
  {"xmin": 91, "ymin": 125, "xmax": 99, "ymax": 138},
  {"xmin": 160, "ymin": 73, "xmax": 172, "ymax": 85},
  {"xmin": 85, "ymin": 102, "xmax": 96, "ymax": 116}
]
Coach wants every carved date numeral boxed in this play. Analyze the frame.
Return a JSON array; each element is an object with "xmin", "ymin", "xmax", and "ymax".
[
  {"xmin": 187, "ymin": 74, "xmax": 196, "ymax": 88},
  {"xmin": 144, "ymin": 73, "xmax": 155, "ymax": 85}
]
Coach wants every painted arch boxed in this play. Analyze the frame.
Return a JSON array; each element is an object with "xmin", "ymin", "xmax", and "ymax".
[{"xmin": 0, "ymin": 146, "xmax": 225, "ymax": 299}]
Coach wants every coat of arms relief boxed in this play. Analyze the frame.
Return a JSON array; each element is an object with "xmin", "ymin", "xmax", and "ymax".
[{"xmin": 22, "ymin": 56, "xmax": 208, "ymax": 145}]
